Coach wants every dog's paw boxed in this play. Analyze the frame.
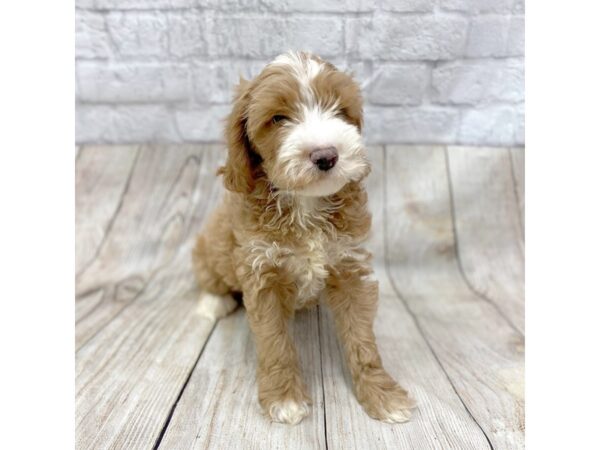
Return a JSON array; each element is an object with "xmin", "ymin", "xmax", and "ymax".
[
  {"xmin": 358, "ymin": 383, "xmax": 416, "ymax": 424},
  {"xmin": 379, "ymin": 400, "xmax": 414, "ymax": 424},
  {"xmin": 268, "ymin": 399, "xmax": 310, "ymax": 425},
  {"xmin": 196, "ymin": 292, "xmax": 237, "ymax": 321}
]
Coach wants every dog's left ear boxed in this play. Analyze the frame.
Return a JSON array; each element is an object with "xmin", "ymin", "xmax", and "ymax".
[
  {"xmin": 347, "ymin": 76, "xmax": 364, "ymax": 133},
  {"xmin": 218, "ymin": 77, "xmax": 257, "ymax": 193},
  {"xmin": 337, "ymin": 71, "xmax": 364, "ymax": 133}
]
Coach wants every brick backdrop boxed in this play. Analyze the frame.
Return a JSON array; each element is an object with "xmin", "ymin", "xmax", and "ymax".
[{"xmin": 75, "ymin": 0, "xmax": 524, "ymax": 146}]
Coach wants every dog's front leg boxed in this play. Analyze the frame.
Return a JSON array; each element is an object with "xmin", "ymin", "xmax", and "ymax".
[
  {"xmin": 244, "ymin": 282, "xmax": 311, "ymax": 425},
  {"xmin": 325, "ymin": 262, "xmax": 415, "ymax": 423}
]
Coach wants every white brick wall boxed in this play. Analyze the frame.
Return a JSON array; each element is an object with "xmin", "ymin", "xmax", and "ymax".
[{"xmin": 75, "ymin": 0, "xmax": 524, "ymax": 146}]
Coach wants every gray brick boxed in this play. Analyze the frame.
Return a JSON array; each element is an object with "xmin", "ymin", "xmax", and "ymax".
[
  {"xmin": 379, "ymin": 0, "xmax": 435, "ymax": 12},
  {"xmin": 106, "ymin": 12, "xmax": 169, "ymax": 57},
  {"xmin": 199, "ymin": 0, "xmax": 261, "ymax": 10},
  {"xmin": 441, "ymin": 0, "xmax": 515, "ymax": 14},
  {"xmin": 507, "ymin": 16, "xmax": 525, "ymax": 56},
  {"xmin": 209, "ymin": 16, "xmax": 343, "ymax": 58},
  {"xmin": 76, "ymin": 0, "xmax": 96, "ymax": 7},
  {"xmin": 513, "ymin": 0, "xmax": 525, "ymax": 13},
  {"xmin": 334, "ymin": 60, "xmax": 372, "ymax": 89},
  {"xmin": 75, "ymin": 72, "xmax": 81, "ymax": 99},
  {"xmin": 366, "ymin": 64, "xmax": 429, "ymax": 105},
  {"xmin": 192, "ymin": 61, "xmax": 267, "ymax": 103},
  {"xmin": 75, "ymin": 0, "xmax": 525, "ymax": 146},
  {"xmin": 175, "ymin": 106, "xmax": 231, "ymax": 141},
  {"xmin": 432, "ymin": 60, "xmax": 524, "ymax": 105},
  {"xmin": 515, "ymin": 103, "xmax": 524, "ymax": 145},
  {"xmin": 76, "ymin": 104, "xmax": 181, "ymax": 143},
  {"xmin": 363, "ymin": 106, "xmax": 460, "ymax": 143},
  {"xmin": 466, "ymin": 16, "xmax": 511, "ymax": 58},
  {"xmin": 346, "ymin": 16, "xmax": 468, "ymax": 61},
  {"xmin": 76, "ymin": 11, "xmax": 111, "ymax": 59},
  {"xmin": 76, "ymin": 105, "xmax": 112, "ymax": 142},
  {"xmin": 459, "ymin": 105, "xmax": 519, "ymax": 145},
  {"xmin": 190, "ymin": 58, "xmax": 372, "ymax": 104},
  {"xmin": 95, "ymin": 0, "xmax": 195, "ymax": 8},
  {"xmin": 77, "ymin": 62, "xmax": 190, "ymax": 102},
  {"xmin": 168, "ymin": 12, "xmax": 209, "ymax": 58},
  {"xmin": 259, "ymin": 0, "xmax": 374, "ymax": 12}
]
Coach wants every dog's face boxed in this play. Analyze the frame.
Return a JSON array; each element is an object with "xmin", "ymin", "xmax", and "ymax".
[{"xmin": 220, "ymin": 52, "xmax": 370, "ymax": 197}]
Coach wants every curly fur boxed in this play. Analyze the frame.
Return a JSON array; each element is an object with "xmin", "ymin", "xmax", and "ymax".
[{"xmin": 193, "ymin": 51, "xmax": 415, "ymax": 424}]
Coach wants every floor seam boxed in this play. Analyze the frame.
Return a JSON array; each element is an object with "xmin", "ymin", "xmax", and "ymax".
[
  {"xmin": 507, "ymin": 147, "xmax": 526, "ymax": 245},
  {"xmin": 152, "ymin": 320, "xmax": 219, "ymax": 450},
  {"xmin": 316, "ymin": 305, "xmax": 329, "ymax": 450},
  {"xmin": 76, "ymin": 145, "xmax": 142, "ymax": 280},
  {"xmin": 382, "ymin": 145, "xmax": 494, "ymax": 450},
  {"xmin": 443, "ymin": 147, "xmax": 524, "ymax": 337}
]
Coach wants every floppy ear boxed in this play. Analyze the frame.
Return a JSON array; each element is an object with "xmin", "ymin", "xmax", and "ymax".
[
  {"xmin": 346, "ymin": 75, "xmax": 364, "ymax": 133},
  {"xmin": 218, "ymin": 78, "xmax": 256, "ymax": 193}
]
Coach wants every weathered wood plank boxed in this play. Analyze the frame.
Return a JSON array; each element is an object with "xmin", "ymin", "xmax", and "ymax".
[
  {"xmin": 446, "ymin": 146, "xmax": 524, "ymax": 333},
  {"xmin": 158, "ymin": 308, "xmax": 326, "ymax": 450},
  {"xmin": 76, "ymin": 143, "xmax": 525, "ymax": 449},
  {"xmin": 509, "ymin": 147, "xmax": 525, "ymax": 239},
  {"xmin": 75, "ymin": 145, "xmax": 139, "ymax": 279},
  {"xmin": 75, "ymin": 256, "xmax": 215, "ymax": 450},
  {"xmin": 385, "ymin": 145, "xmax": 524, "ymax": 450},
  {"xmin": 319, "ymin": 147, "xmax": 490, "ymax": 449},
  {"xmin": 75, "ymin": 144, "xmax": 228, "ymax": 450},
  {"xmin": 75, "ymin": 144, "xmax": 224, "ymax": 349}
]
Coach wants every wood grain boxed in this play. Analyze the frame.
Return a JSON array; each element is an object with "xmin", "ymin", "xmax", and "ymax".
[
  {"xmin": 319, "ymin": 146, "xmax": 491, "ymax": 449},
  {"xmin": 75, "ymin": 144, "xmax": 525, "ymax": 450},
  {"xmin": 158, "ymin": 308, "xmax": 326, "ymax": 450},
  {"xmin": 446, "ymin": 146, "xmax": 525, "ymax": 333},
  {"xmin": 76, "ymin": 260, "xmax": 215, "ymax": 450},
  {"xmin": 76, "ymin": 144, "xmax": 230, "ymax": 449},
  {"xmin": 75, "ymin": 145, "xmax": 224, "ymax": 349},
  {"xmin": 509, "ymin": 147, "xmax": 525, "ymax": 239},
  {"xmin": 75, "ymin": 145, "xmax": 139, "ymax": 278},
  {"xmin": 384, "ymin": 145, "xmax": 524, "ymax": 450}
]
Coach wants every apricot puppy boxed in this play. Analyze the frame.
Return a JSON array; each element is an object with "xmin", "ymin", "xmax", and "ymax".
[{"xmin": 193, "ymin": 51, "xmax": 414, "ymax": 425}]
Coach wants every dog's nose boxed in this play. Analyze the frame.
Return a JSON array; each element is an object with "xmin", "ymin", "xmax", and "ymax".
[{"xmin": 310, "ymin": 147, "xmax": 338, "ymax": 171}]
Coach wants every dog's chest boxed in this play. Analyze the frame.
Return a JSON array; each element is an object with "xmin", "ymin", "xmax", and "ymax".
[
  {"xmin": 245, "ymin": 195, "xmax": 367, "ymax": 308},
  {"xmin": 248, "ymin": 232, "xmax": 345, "ymax": 308},
  {"xmin": 285, "ymin": 235, "xmax": 331, "ymax": 308}
]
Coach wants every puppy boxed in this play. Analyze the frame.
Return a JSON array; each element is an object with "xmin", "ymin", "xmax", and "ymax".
[{"xmin": 193, "ymin": 51, "xmax": 414, "ymax": 425}]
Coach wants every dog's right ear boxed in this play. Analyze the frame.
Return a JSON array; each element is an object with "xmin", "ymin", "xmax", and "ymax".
[{"xmin": 218, "ymin": 78, "xmax": 256, "ymax": 193}]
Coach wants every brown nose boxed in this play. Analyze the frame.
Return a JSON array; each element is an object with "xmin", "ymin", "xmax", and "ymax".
[{"xmin": 310, "ymin": 147, "xmax": 338, "ymax": 171}]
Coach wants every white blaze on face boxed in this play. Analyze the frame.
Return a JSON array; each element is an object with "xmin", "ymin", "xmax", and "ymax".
[
  {"xmin": 270, "ymin": 52, "xmax": 369, "ymax": 197},
  {"xmin": 272, "ymin": 52, "xmax": 323, "ymax": 106},
  {"xmin": 279, "ymin": 106, "xmax": 366, "ymax": 196}
]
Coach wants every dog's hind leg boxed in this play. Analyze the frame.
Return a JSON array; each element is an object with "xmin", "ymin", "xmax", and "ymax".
[
  {"xmin": 192, "ymin": 240, "xmax": 239, "ymax": 321},
  {"xmin": 191, "ymin": 199, "xmax": 242, "ymax": 321}
]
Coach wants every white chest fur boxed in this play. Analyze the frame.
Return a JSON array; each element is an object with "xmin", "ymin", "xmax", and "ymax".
[
  {"xmin": 287, "ymin": 234, "xmax": 330, "ymax": 307},
  {"xmin": 244, "ymin": 194, "xmax": 367, "ymax": 308},
  {"xmin": 246, "ymin": 231, "xmax": 370, "ymax": 309},
  {"xmin": 246, "ymin": 232, "xmax": 331, "ymax": 308}
]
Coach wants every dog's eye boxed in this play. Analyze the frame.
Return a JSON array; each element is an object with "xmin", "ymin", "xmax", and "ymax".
[
  {"xmin": 271, "ymin": 115, "xmax": 288, "ymax": 125},
  {"xmin": 336, "ymin": 108, "xmax": 349, "ymax": 120}
]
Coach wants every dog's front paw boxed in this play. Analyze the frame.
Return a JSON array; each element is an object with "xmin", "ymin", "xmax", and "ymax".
[
  {"xmin": 357, "ymin": 381, "xmax": 416, "ymax": 424},
  {"xmin": 266, "ymin": 399, "xmax": 310, "ymax": 425}
]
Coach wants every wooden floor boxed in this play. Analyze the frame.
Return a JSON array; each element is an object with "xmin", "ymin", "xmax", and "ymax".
[{"xmin": 75, "ymin": 144, "xmax": 524, "ymax": 450}]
